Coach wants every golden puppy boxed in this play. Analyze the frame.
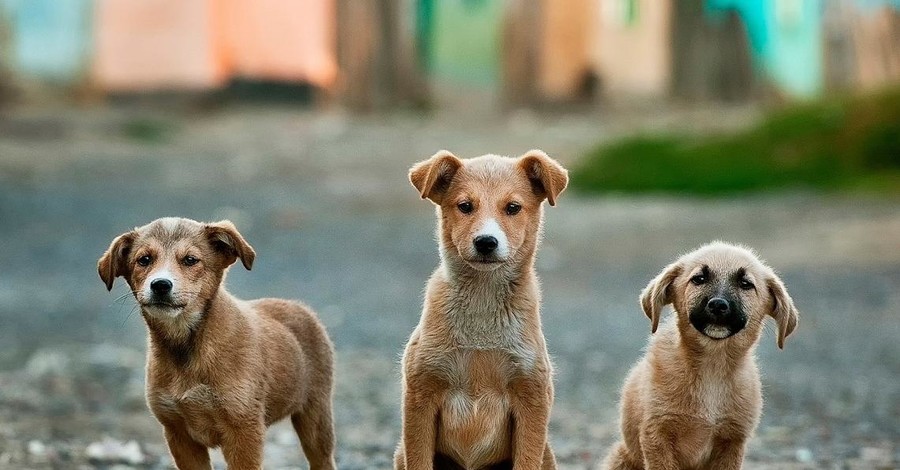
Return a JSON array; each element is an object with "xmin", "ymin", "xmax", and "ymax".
[
  {"xmin": 98, "ymin": 217, "xmax": 336, "ymax": 470},
  {"xmin": 603, "ymin": 242, "xmax": 799, "ymax": 470},
  {"xmin": 395, "ymin": 150, "xmax": 568, "ymax": 470}
]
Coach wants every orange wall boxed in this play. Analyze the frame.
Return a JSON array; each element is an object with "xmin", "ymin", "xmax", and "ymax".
[
  {"xmin": 594, "ymin": 0, "xmax": 672, "ymax": 96},
  {"xmin": 93, "ymin": 0, "xmax": 336, "ymax": 92}
]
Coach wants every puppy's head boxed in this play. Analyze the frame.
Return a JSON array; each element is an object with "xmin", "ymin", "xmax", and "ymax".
[
  {"xmin": 409, "ymin": 150, "xmax": 568, "ymax": 272},
  {"xmin": 98, "ymin": 217, "xmax": 255, "ymax": 321},
  {"xmin": 640, "ymin": 242, "xmax": 799, "ymax": 350}
]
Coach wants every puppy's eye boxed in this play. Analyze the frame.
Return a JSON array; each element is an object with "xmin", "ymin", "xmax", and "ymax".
[
  {"xmin": 137, "ymin": 255, "xmax": 152, "ymax": 267},
  {"xmin": 690, "ymin": 274, "xmax": 707, "ymax": 285},
  {"xmin": 183, "ymin": 256, "xmax": 199, "ymax": 266},
  {"xmin": 457, "ymin": 201, "xmax": 474, "ymax": 214},
  {"xmin": 505, "ymin": 202, "xmax": 522, "ymax": 215},
  {"xmin": 739, "ymin": 279, "xmax": 755, "ymax": 290}
]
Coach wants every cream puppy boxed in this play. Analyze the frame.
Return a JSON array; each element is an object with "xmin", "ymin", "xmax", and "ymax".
[{"xmin": 604, "ymin": 242, "xmax": 800, "ymax": 470}]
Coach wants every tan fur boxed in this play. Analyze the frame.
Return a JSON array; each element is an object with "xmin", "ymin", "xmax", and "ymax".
[
  {"xmin": 397, "ymin": 150, "xmax": 568, "ymax": 470},
  {"xmin": 603, "ymin": 242, "xmax": 800, "ymax": 470},
  {"xmin": 98, "ymin": 217, "xmax": 336, "ymax": 470}
]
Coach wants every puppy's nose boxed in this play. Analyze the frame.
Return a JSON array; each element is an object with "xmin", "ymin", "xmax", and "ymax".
[
  {"xmin": 150, "ymin": 278, "xmax": 173, "ymax": 295},
  {"xmin": 707, "ymin": 298, "xmax": 730, "ymax": 316},
  {"xmin": 473, "ymin": 235, "xmax": 498, "ymax": 255}
]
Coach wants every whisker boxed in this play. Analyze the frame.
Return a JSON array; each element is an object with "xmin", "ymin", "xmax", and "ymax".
[{"xmin": 121, "ymin": 304, "xmax": 140, "ymax": 328}]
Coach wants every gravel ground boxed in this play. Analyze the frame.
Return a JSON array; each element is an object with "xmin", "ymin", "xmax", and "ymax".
[{"xmin": 0, "ymin": 103, "xmax": 897, "ymax": 469}]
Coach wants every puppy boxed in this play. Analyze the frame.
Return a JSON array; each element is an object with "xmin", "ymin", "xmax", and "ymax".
[
  {"xmin": 98, "ymin": 217, "xmax": 336, "ymax": 470},
  {"xmin": 603, "ymin": 242, "xmax": 800, "ymax": 470},
  {"xmin": 395, "ymin": 150, "xmax": 568, "ymax": 470}
]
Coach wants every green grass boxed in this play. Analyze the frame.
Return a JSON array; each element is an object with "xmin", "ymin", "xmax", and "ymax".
[
  {"xmin": 122, "ymin": 118, "xmax": 176, "ymax": 144},
  {"xmin": 571, "ymin": 89, "xmax": 900, "ymax": 195}
]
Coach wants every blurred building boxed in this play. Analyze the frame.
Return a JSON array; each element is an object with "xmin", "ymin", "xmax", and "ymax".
[{"xmin": 0, "ymin": 0, "xmax": 897, "ymax": 107}]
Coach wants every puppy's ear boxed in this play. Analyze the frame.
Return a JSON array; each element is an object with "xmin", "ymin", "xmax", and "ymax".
[
  {"xmin": 767, "ymin": 275, "xmax": 799, "ymax": 349},
  {"xmin": 98, "ymin": 231, "xmax": 136, "ymax": 291},
  {"xmin": 640, "ymin": 261, "xmax": 682, "ymax": 333},
  {"xmin": 409, "ymin": 150, "xmax": 463, "ymax": 204},
  {"xmin": 518, "ymin": 150, "xmax": 568, "ymax": 206},
  {"xmin": 205, "ymin": 220, "xmax": 256, "ymax": 270}
]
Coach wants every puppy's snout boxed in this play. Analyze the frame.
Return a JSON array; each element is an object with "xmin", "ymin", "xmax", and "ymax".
[
  {"xmin": 706, "ymin": 298, "xmax": 730, "ymax": 317},
  {"xmin": 150, "ymin": 278, "xmax": 173, "ymax": 296},
  {"xmin": 473, "ymin": 235, "xmax": 498, "ymax": 255}
]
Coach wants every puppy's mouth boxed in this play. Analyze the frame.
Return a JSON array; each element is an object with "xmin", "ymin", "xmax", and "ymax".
[
  {"xmin": 690, "ymin": 317, "xmax": 747, "ymax": 340},
  {"xmin": 701, "ymin": 324, "xmax": 733, "ymax": 339},
  {"xmin": 140, "ymin": 300, "xmax": 187, "ymax": 312},
  {"xmin": 463, "ymin": 257, "xmax": 505, "ymax": 271}
]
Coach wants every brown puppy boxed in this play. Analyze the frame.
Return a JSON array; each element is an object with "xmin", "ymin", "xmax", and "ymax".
[
  {"xmin": 98, "ymin": 217, "xmax": 336, "ymax": 470},
  {"xmin": 395, "ymin": 150, "xmax": 568, "ymax": 470},
  {"xmin": 603, "ymin": 242, "xmax": 800, "ymax": 470}
]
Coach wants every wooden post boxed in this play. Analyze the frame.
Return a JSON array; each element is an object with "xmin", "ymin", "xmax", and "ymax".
[
  {"xmin": 501, "ymin": 0, "xmax": 542, "ymax": 107},
  {"xmin": 335, "ymin": 0, "xmax": 428, "ymax": 110},
  {"xmin": 0, "ymin": 5, "xmax": 14, "ymax": 106},
  {"xmin": 670, "ymin": 0, "xmax": 757, "ymax": 101}
]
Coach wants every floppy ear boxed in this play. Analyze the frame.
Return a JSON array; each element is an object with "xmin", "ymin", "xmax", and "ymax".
[
  {"xmin": 640, "ymin": 261, "xmax": 682, "ymax": 333},
  {"xmin": 409, "ymin": 150, "xmax": 463, "ymax": 204},
  {"xmin": 767, "ymin": 275, "xmax": 799, "ymax": 349},
  {"xmin": 98, "ymin": 231, "xmax": 136, "ymax": 291},
  {"xmin": 204, "ymin": 220, "xmax": 256, "ymax": 270},
  {"xmin": 518, "ymin": 150, "xmax": 569, "ymax": 206}
]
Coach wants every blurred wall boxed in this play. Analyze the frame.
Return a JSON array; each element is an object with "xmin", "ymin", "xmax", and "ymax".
[
  {"xmin": 218, "ymin": 0, "xmax": 336, "ymax": 87},
  {"xmin": 94, "ymin": 0, "xmax": 336, "ymax": 92},
  {"xmin": 537, "ymin": 0, "xmax": 596, "ymax": 101},
  {"xmin": 709, "ymin": 0, "xmax": 824, "ymax": 98},
  {"xmin": 0, "ymin": 0, "xmax": 92, "ymax": 83},
  {"xmin": 594, "ymin": 0, "xmax": 672, "ymax": 97},
  {"xmin": 93, "ymin": 0, "xmax": 225, "ymax": 91}
]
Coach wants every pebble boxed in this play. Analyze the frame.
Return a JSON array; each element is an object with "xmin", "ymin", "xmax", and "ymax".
[
  {"xmin": 84, "ymin": 437, "xmax": 144, "ymax": 465},
  {"xmin": 795, "ymin": 447, "xmax": 814, "ymax": 463}
]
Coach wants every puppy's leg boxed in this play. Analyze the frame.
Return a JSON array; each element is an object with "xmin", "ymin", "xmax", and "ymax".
[
  {"xmin": 398, "ymin": 387, "xmax": 439, "ymax": 470},
  {"xmin": 541, "ymin": 442, "xmax": 557, "ymax": 470},
  {"xmin": 601, "ymin": 442, "xmax": 642, "ymax": 470},
  {"xmin": 163, "ymin": 425, "xmax": 212, "ymax": 470},
  {"xmin": 510, "ymin": 377, "xmax": 554, "ymax": 470},
  {"xmin": 702, "ymin": 437, "xmax": 745, "ymax": 470},
  {"xmin": 291, "ymin": 398, "xmax": 337, "ymax": 470},
  {"xmin": 221, "ymin": 422, "xmax": 265, "ymax": 470},
  {"xmin": 394, "ymin": 445, "xmax": 406, "ymax": 470},
  {"xmin": 638, "ymin": 421, "xmax": 679, "ymax": 470}
]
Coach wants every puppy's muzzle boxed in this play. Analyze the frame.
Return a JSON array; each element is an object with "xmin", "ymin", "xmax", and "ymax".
[
  {"xmin": 690, "ymin": 297, "xmax": 747, "ymax": 340},
  {"xmin": 150, "ymin": 278, "xmax": 173, "ymax": 296},
  {"xmin": 145, "ymin": 277, "xmax": 183, "ymax": 309},
  {"xmin": 706, "ymin": 297, "xmax": 730, "ymax": 317},
  {"xmin": 473, "ymin": 235, "xmax": 499, "ymax": 255}
]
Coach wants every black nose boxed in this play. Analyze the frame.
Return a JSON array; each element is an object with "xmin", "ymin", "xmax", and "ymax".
[
  {"xmin": 473, "ymin": 235, "xmax": 498, "ymax": 255},
  {"xmin": 707, "ymin": 298, "xmax": 730, "ymax": 316},
  {"xmin": 150, "ymin": 279, "xmax": 173, "ymax": 295}
]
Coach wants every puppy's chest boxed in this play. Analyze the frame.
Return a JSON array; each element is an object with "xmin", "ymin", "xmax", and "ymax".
[
  {"xmin": 444, "ymin": 296, "xmax": 531, "ymax": 352},
  {"xmin": 150, "ymin": 382, "xmax": 225, "ymax": 448},
  {"xmin": 436, "ymin": 350, "xmax": 516, "ymax": 464}
]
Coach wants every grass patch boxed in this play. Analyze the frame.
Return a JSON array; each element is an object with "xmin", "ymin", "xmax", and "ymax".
[
  {"xmin": 571, "ymin": 89, "xmax": 900, "ymax": 195},
  {"xmin": 122, "ymin": 118, "xmax": 176, "ymax": 144}
]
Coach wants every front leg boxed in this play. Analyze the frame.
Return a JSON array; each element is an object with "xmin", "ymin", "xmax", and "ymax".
[
  {"xmin": 163, "ymin": 424, "xmax": 212, "ymax": 470},
  {"xmin": 638, "ymin": 419, "xmax": 680, "ymax": 470},
  {"xmin": 510, "ymin": 376, "xmax": 554, "ymax": 470},
  {"xmin": 702, "ymin": 436, "xmax": 747, "ymax": 470},
  {"xmin": 220, "ymin": 419, "xmax": 266, "ymax": 470},
  {"xmin": 399, "ymin": 380, "xmax": 440, "ymax": 470}
]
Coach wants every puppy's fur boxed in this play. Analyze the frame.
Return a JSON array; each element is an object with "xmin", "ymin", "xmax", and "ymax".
[
  {"xmin": 98, "ymin": 218, "xmax": 336, "ymax": 470},
  {"xmin": 603, "ymin": 242, "xmax": 800, "ymax": 470},
  {"xmin": 396, "ymin": 150, "xmax": 568, "ymax": 470}
]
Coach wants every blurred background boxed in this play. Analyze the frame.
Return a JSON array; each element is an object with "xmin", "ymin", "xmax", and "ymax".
[{"xmin": 0, "ymin": 0, "xmax": 898, "ymax": 468}]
